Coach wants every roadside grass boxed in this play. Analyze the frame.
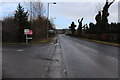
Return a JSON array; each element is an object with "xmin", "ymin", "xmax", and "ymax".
[
  {"xmin": 30, "ymin": 37, "xmax": 54, "ymax": 44},
  {"xmin": 2, "ymin": 42, "xmax": 26, "ymax": 45},
  {"xmin": 2, "ymin": 37, "xmax": 55, "ymax": 45},
  {"xmin": 67, "ymin": 35, "xmax": 120, "ymax": 47}
]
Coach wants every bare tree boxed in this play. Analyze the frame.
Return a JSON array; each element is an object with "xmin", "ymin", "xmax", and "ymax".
[
  {"xmin": 24, "ymin": 0, "xmax": 45, "ymax": 21},
  {"xmin": 23, "ymin": 0, "xmax": 55, "ymax": 40}
]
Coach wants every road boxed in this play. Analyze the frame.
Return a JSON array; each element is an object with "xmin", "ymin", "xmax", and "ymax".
[
  {"xmin": 59, "ymin": 34, "xmax": 118, "ymax": 78},
  {"xmin": 2, "ymin": 34, "xmax": 119, "ymax": 78},
  {"xmin": 2, "ymin": 43, "xmax": 55, "ymax": 78}
]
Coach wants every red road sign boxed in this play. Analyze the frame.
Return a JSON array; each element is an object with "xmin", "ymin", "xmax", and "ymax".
[
  {"xmin": 28, "ymin": 30, "xmax": 33, "ymax": 35},
  {"xmin": 24, "ymin": 29, "xmax": 33, "ymax": 35}
]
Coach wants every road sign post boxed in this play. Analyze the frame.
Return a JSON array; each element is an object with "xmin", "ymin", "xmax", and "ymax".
[
  {"xmin": 26, "ymin": 34, "xmax": 28, "ymax": 44},
  {"xmin": 24, "ymin": 29, "xmax": 33, "ymax": 44}
]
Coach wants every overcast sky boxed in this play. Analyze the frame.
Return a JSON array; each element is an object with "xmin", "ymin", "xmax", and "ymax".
[{"xmin": 0, "ymin": 0, "xmax": 119, "ymax": 29}]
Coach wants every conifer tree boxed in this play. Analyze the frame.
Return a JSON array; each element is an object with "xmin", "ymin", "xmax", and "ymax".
[
  {"xmin": 14, "ymin": 3, "xmax": 30, "ymax": 42},
  {"xmin": 69, "ymin": 22, "xmax": 76, "ymax": 35}
]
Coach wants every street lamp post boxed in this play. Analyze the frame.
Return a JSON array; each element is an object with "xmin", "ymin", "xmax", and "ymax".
[
  {"xmin": 52, "ymin": 17, "xmax": 56, "ymax": 34},
  {"xmin": 47, "ymin": 2, "xmax": 56, "ymax": 39}
]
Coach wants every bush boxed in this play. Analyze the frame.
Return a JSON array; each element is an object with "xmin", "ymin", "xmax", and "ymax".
[{"xmin": 2, "ymin": 17, "xmax": 19, "ymax": 42}]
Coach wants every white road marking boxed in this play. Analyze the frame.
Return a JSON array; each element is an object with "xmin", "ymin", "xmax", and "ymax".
[
  {"xmin": 55, "ymin": 43, "xmax": 59, "ymax": 46},
  {"xmin": 16, "ymin": 49, "xmax": 24, "ymax": 52},
  {"xmin": 107, "ymin": 56, "xmax": 118, "ymax": 62},
  {"xmin": 111, "ymin": 57, "xmax": 118, "ymax": 62},
  {"xmin": 63, "ymin": 69, "xmax": 66, "ymax": 72},
  {"xmin": 45, "ymin": 62, "xmax": 50, "ymax": 71}
]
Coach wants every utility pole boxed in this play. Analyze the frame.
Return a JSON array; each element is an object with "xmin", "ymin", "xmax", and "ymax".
[{"xmin": 46, "ymin": 2, "xmax": 56, "ymax": 39}]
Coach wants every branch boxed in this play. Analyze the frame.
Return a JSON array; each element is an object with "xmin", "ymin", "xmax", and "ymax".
[
  {"xmin": 80, "ymin": 18, "xmax": 83, "ymax": 22},
  {"xmin": 78, "ymin": 19, "xmax": 80, "ymax": 23},
  {"xmin": 108, "ymin": 0, "xmax": 115, "ymax": 7}
]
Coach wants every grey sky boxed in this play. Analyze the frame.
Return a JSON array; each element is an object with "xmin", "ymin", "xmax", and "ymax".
[
  {"xmin": 0, "ymin": 0, "xmax": 119, "ymax": 29},
  {"xmin": 47, "ymin": 1, "xmax": 118, "ymax": 29}
]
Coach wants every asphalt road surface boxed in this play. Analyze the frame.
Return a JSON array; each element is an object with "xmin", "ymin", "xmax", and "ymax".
[
  {"xmin": 2, "ymin": 43, "xmax": 55, "ymax": 78},
  {"xmin": 2, "ymin": 35, "xmax": 119, "ymax": 78},
  {"xmin": 59, "ymin": 34, "xmax": 118, "ymax": 78}
]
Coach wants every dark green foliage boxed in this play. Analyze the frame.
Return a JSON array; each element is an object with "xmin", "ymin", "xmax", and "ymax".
[
  {"xmin": 67, "ymin": 0, "xmax": 119, "ymax": 43},
  {"xmin": 2, "ymin": 17, "xmax": 19, "ymax": 42},
  {"xmin": 82, "ymin": 24, "xmax": 88, "ymax": 34},
  {"xmin": 69, "ymin": 22, "xmax": 76, "ymax": 35},
  {"xmin": 14, "ymin": 3, "xmax": 30, "ymax": 42},
  {"xmin": 3, "ymin": 2, "xmax": 55, "ymax": 43},
  {"xmin": 15, "ymin": 3, "xmax": 30, "ymax": 28},
  {"xmin": 88, "ymin": 22, "xmax": 96, "ymax": 34},
  {"xmin": 95, "ymin": 11, "xmax": 102, "ymax": 34},
  {"xmin": 107, "ymin": 22, "xmax": 120, "ymax": 34},
  {"xmin": 118, "ymin": 23, "xmax": 120, "ymax": 34},
  {"xmin": 87, "ymin": 0, "xmax": 115, "ymax": 34},
  {"xmin": 97, "ymin": 0, "xmax": 115, "ymax": 34},
  {"xmin": 85, "ymin": 24, "xmax": 89, "ymax": 33},
  {"xmin": 101, "ymin": 0, "xmax": 115, "ymax": 23},
  {"xmin": 77, "ymin": 18, "xmax": 83, "ymax": 35}
]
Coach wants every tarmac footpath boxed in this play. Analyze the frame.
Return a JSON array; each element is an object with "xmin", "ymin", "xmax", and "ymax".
[{"xmin": 44, "ymin": 37, "xmax": 67, "ymax": 78}]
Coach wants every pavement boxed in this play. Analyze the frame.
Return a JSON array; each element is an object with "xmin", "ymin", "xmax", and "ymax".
[
  {"xmin": 59, "ymin": 34, "xmax": 119, "ymax": 78},
  {"xmin": 44, "ymin": 38, "xmax": 67, "ymax": 78}
]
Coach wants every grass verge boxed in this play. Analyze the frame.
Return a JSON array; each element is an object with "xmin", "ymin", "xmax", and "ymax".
[
  {"xmin": 30, "ymin": 37, "xmax": 54, "ymax": 44},
  {"xmin": 67, "ymin": 35, "xmax": 120, "ymax": 47},
  {"xmin": 2, "ymin": 37, "xmax": 55, "ymax": 45}
]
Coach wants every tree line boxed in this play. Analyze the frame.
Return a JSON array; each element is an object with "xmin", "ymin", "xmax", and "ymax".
[
  {"xmin": 69, "ymin": 0, "xmax": 120, "ymax": 43},
  {"xmin": 2, "ymin": 1, "xmax": 55, "ymax": 43}
]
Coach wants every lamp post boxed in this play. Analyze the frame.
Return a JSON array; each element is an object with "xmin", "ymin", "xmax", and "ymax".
[
  {"xmin": 52, "ymin": 17, "xmax": 56, "ymax": 34},
  {"xmin": 47, "ymin": 2, "xmax": 56, "ymax": 39}
]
